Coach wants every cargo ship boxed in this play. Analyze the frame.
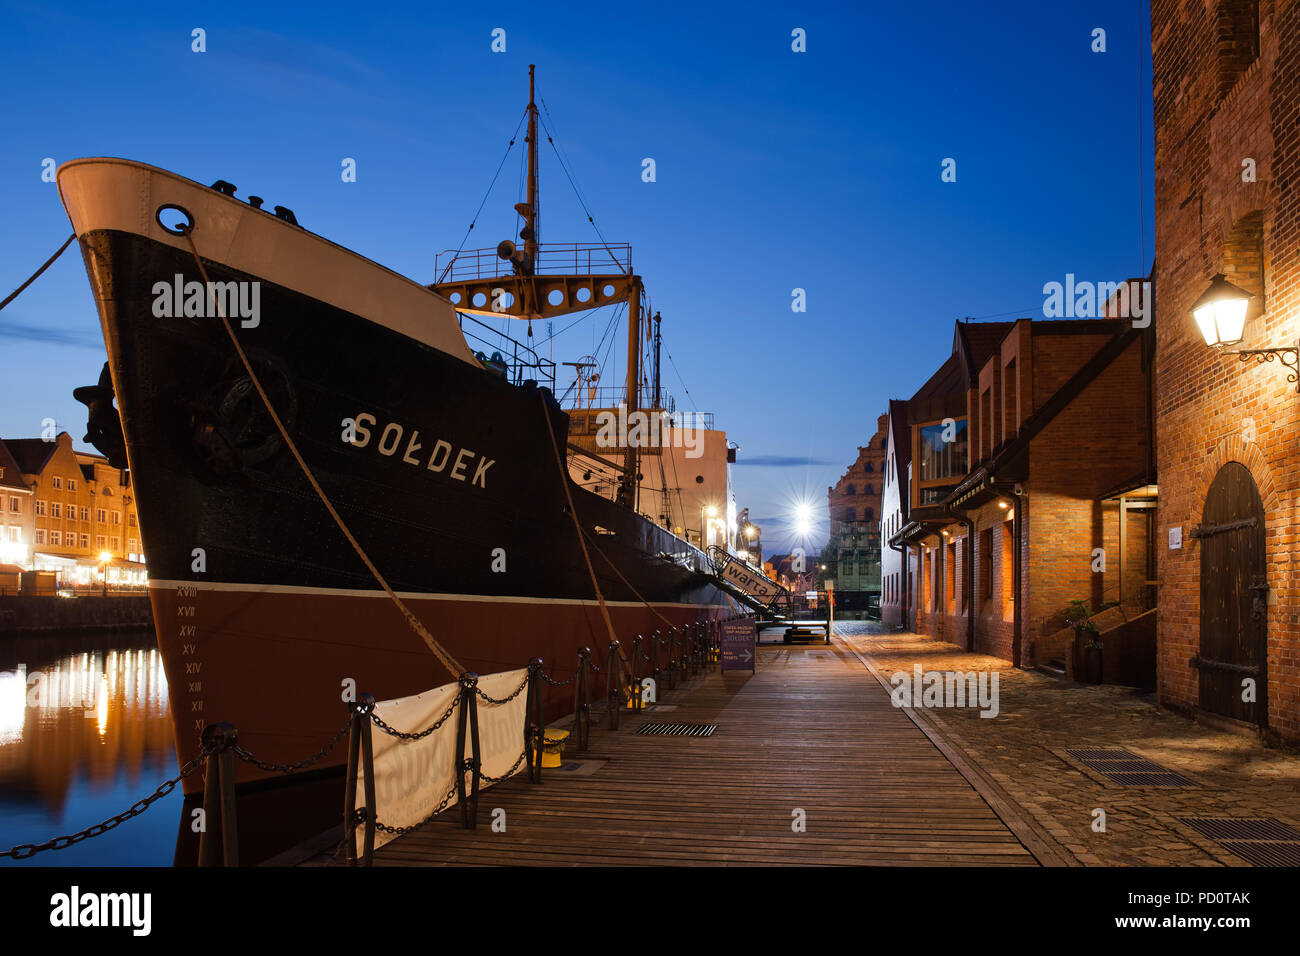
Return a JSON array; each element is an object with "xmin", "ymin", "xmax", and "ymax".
[{"xmin": 57, "ymin": 67, "xmax": 756, "ymax": 795}]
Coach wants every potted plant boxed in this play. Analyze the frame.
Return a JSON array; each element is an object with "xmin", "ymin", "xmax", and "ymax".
[{"xmin": 1064, "ymin": 600, "xmax": 1103, "ymax": 684}]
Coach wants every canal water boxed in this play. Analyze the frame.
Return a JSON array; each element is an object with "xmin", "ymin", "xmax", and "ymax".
[{"xmin": 0, "ymin": 628, "xmax": 182, "ymax": 867}]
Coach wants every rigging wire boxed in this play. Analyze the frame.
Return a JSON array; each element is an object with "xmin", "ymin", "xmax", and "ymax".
[
  {"xmin": 437, "ymin": 107, "xmax": 529, "ymax": 284},
  {"xmin": 536, "ymin": 104, "xmax": 625, "ymax": 273}
]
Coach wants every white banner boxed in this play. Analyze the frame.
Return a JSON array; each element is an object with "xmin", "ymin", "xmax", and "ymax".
[{"xmin": 356, "ymin": 668, "xmax": 529, "ymax": 850}]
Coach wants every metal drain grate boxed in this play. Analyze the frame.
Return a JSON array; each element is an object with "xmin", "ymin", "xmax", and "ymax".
[
  {"xmin": 1178, "ymin": 817, "xmax": 1300, "ymax": 866},
  {"xmin": 1217, "ymin": 842, "xmax": 1300, "ymax": 867},
  {"xmin": 1178, "ymin": 817, "xmax": 1300, "ymax": 842},
  {"xmin": 636, "ymin": 722, "xmax": 716, "ymax": 736},
  {"xmin": 1065, "ymin": 749, "xmax": 1199, "ymax": 787}
]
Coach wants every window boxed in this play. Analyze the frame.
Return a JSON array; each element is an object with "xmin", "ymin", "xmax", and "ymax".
[
  {"xmin": 52, "ymin": 476, "xmax": 62, "ymax": 490},
  {"xmin": 128, "ymin": 514, "xmax": 137, "ymax": 527},
  {"xmin": 112, "ymin": 511, "xmax": 121, "ymax": 526},
  {"xmin": 67, "ymin": 479, "xmax": 76, "ymax": 491},
  {"xmin": 864, "ymin": 484, "xmax": 872, "ymax": 495},
  {"xmin": 864, "ymin": 507, "xmax": 873, "ymax": 522},
  {"xmin": 865, "ymin": 463, "xmax": 873, "ymax": 472},
  {"xmin": 7, "ymin": 497, "xmax": 18, "ymax": 513},
  {"xmin": 844, "ymin": 509, "xmax": 856, "ymax": 522},
  {"xmin": 110, "ymin": 536, "xmax": 120, "ymax": 551},
  {"xmin": 80, "ymin": 534, "xmax": 89, "ymax": 548},
  {"xmin": 35, "ymin": 529, "xmax": 45, "ymax": 545},
  {"xmin": 36, "ymin": 500, "xmax": 47, "ymax": 516},
  {"xmin": 914, "ymin": 418, "xmax": 969, "ymax": 506},
  {"xmin": 102, "ymin": 487, "xmax": 113, "ymax": 497},
  {"xmin": 96, "ymin": 535, "xmax": 106, "ymax": 549},
  {"xmin": 52, "ymin": 502, "xmax": 62, "ymax": 518},
  {"xmin": 6, "ymin": 527, "xmax": 19, "ymax": 542},
  {"xmin": 80, "ymin": 506, "xmax": 89, "ymax": 521},
  {"xmin": 846, "ymin": 484, "xmax": 856, "ymax": 496},
  {"xmin": 97, "ymin": 508, "xmax": 106, "ymax": 523},
  {"xmin": 50, "ymin": 530, "xmax": 61, "ymax": 546},
  {"xmin": 129, "ymin": 537, "xmax": 139, "ymax": 553}
]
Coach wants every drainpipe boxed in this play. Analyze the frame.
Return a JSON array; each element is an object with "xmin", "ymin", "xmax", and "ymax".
[{"xmin": 944, "ymin": 501, "xmax": 976, "ymax": 652}]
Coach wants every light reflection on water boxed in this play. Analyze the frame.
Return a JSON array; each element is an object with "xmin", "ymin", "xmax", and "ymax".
[{"xmin": 0, "ymin": 630, "xmax": 181, "ymax": 866}]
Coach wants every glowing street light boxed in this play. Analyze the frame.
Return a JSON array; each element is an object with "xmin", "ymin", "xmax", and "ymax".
[{"xmin": 1192, "ymin": 273, "xmax": 1252, "ymax": 348}]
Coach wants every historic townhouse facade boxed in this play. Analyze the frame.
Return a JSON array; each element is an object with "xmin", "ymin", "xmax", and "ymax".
[
  {"xmin": 825, "ymin": 413, "xmax": 888, "ymax": 613},
  {"xmin": 2, "ymin": 432, "xmax": 145, "ymax": 586},
  {"xmin": 1150, "ymin": 0, "xmax": 1300, "ymax": 741}
]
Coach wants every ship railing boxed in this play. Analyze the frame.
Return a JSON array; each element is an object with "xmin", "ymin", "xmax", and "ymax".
[
  {"xmin": 457, "ymin": 311, "xmax": 557, "ymax": 389},
  {"xmin": 435, "ymin": 242, "xmax": 632, "ymax": 283},
  {"xmin": 0, "ymin": 614, "xmax": 751, "ymax": 866}
]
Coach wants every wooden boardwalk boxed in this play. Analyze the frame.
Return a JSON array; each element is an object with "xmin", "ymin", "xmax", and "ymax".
[{"xmin": 319, "ymin": 638, "xmax": 1040, "ymax": 866}]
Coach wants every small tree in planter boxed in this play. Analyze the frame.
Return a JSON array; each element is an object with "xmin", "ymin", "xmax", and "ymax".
[{"xmin": 1064, "ymin": 600, "xmax": 1103, "ymax": 683}]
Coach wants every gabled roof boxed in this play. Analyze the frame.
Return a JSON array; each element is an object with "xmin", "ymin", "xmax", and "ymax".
[
  {"xmin": 954, "ymin": 320, "xmax": 1017, "ymax": 380},
  {"xmin": 3, "ymin": 438, "xmax": 57, "ymax": 477},
  {"xmin": 0, "ymin": 441, "xmax": 31, "ymax": 491}
]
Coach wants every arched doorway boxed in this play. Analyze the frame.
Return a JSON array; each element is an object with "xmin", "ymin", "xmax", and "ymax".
[{"xmin": 1196, "ymin": 462, "xmax": 1268, "ymax": 727}]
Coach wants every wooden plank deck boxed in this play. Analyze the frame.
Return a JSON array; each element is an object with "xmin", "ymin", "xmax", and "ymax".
[{"xmin": 319, "ymin": 638, "xmax": 1039, "ymax": 866}]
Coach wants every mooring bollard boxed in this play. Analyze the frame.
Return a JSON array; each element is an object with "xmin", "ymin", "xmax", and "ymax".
[{"xmin": 198, "ymin": 722, "xmax": 239, "ymax": 867}]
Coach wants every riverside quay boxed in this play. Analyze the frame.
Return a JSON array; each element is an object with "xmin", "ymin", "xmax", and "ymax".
[{"xmin": 0, "ymin": 1, "xmax": 1293, "ymax": 942}]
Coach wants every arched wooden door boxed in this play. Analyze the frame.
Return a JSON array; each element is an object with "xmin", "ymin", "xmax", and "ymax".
[{"xmin": 1196, "ymin": 462, "xmax": 1268, "ymax": 727}]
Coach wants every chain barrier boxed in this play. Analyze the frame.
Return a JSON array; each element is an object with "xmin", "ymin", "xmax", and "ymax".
[
  {"xmin": 231, "ymin": 716, "xmax": 353, "ymax": 773},
  {"xmin": 4, "ymin": 613, "xmax": 754, "ymax": 864}
]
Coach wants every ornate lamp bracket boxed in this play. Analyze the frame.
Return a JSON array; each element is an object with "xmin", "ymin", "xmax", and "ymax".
[{"xmin": 1226, "ymin": 341, "xmax": 1300, "ymax": 391}]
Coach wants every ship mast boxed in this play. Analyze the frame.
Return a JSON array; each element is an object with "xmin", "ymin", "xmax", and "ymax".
[{"xmin": 430, "ymin": 66, "xmax": 645, "ymax": 509}]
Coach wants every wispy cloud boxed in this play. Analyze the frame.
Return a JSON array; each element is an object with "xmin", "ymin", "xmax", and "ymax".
[
  {"xmin": 735, "ymin": 455, "xmax": 836, "ymax": 467},
  {"xmin": 0, "ymin": 321, "xmax": 100, "ymax": 348}
]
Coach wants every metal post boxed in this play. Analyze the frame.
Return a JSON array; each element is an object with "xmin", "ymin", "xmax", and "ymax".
[
  {"xmin": 198, "ymin": 722, "xmax": 238, "ymax": 867},
  {"xmin": 630, "ymin": 635, "xmax": 643, "ymax": 712},
  {"xmin": 574, "ymin": 647, "xmax": 591, "ymax": 751},
  {"xmin": 605, "ymin": 641, "xmax": 622, "ymax": 730},
  {"xmin": 526, "ymin": 658, "xmax": 543, "ymax": 783},
  {"xmin": 456, "ymin": 673, "xmax": 481, "ymax": 829}
]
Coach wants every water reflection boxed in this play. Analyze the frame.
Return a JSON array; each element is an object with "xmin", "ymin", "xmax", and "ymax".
[{"xmin": 0, "ymin": 630, "xmax": 180, "ymax": 866}]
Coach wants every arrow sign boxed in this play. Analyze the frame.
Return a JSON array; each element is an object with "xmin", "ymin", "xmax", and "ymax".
[{"xmin": 721, "ymin": 618, "xmax": 757, "ymax": 674}]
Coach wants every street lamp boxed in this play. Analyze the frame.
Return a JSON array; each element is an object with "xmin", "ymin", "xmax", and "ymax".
[{"xmin": 1194, "ymin": 273, "xmax": 1298, "ymax": 390}]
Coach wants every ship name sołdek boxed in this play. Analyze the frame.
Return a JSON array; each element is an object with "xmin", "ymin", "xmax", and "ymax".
[{"xmin": 347, "ymin": 412, "xmax": 496, "ymax": 489}]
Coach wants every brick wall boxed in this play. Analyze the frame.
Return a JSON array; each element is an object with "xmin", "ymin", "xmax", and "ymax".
[{"xmin": 1151, "ymin": 0, "xmax": 1300, "ymax": 743}]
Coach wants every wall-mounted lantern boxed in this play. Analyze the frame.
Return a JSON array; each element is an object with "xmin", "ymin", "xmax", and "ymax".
[{"xmin": 1194, "ymin": 273, "xmax": 1298, "ymax": 390}]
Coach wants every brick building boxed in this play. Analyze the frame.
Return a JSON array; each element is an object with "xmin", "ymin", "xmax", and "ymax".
[
  {"xmin": 0, "ymin": 441, "xmax": 35, "ymax": 571},
  {"xmin": 1150, "ymin": 0, "xmax": 1300, "ymax": 742},
  {"xmin": 825, "ymin": 413, "xmax": 888, "ymax": 612},
  {"xmin": 885, "ymin": 313, "xmax": 1155, "ymax": 672}
]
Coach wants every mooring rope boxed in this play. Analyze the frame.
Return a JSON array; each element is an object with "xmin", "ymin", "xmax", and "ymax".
[
  {"xmin": 0, "ymin": 233, "xmax": 76, "ymax": 312},
  {"xmin": 579, "ymin": 523, "xmax": 675, "ymax": 630},
  {"xmin": 181, "ymin": 231, "xmax": 465, "ymax": 679},
  {"xmin": 538, "ymin": 391, "xmax": 620, "ymax": 654}
]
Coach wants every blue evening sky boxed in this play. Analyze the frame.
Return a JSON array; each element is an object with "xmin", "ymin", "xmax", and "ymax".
[{"xmin": 0, "ymin": 1, "xmax": 1153, "ymax": 553}]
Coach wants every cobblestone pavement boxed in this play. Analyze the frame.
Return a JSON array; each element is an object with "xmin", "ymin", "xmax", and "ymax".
[{"xmin": 834, "ymin": 621, "xmax": 1300, "ymax": 867}]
